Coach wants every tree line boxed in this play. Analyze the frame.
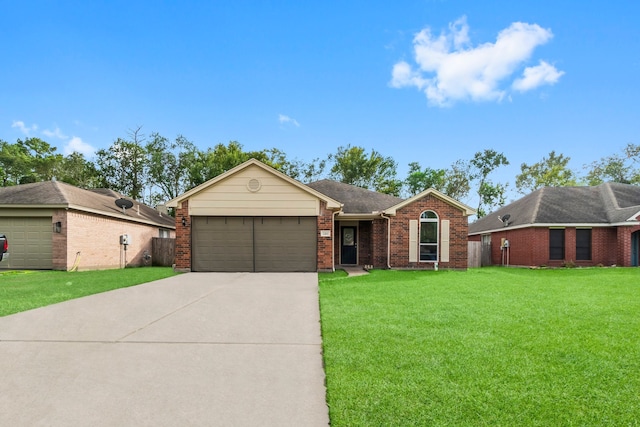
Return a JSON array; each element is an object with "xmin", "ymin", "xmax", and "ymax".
[{"xmin": 1, "ymin": 127, "xmax": 638, "ymax": 217}]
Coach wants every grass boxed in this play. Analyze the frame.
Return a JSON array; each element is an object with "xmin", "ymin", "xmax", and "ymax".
[
  {"xmin": 0, "ymin": 267, "xmax": 178, "ymax": 317},
  {"xmin": 319, "ymin": 267, "xmax": 640, "ymax": 426}
]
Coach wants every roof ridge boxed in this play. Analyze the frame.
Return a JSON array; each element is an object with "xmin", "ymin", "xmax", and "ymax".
[
  {"xmin": 50, "ymin": 180, "xmax": 70, "ymax": 204},
  {"xmin": 599, "ymin": 182, "xmax": 619, "ymax": 222},
  {"xmin": 530, "ymin": 187, "xmax": 544, "ymax": 222}
]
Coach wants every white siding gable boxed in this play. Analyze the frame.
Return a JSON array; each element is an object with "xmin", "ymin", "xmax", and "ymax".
[{"xmin": 189, "ymin": 164, "xmax": 320, "ymax": 216}]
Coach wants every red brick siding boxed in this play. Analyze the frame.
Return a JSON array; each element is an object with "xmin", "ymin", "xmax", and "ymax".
[
  {"xmin": 58, "ymin": 210, "xmax": 170, "ymax": 271},
  {"xmin": 391, "ymin": 195, "xmax": 469, "ymax": 270},
  {"xmin": 485, "ymin": 226, "xmax": 625, "ymax": 267},
  {"xmin": 52, "ymin": 210, "xmax": 67, "ymax": 270},
  {"xmin": 617, "ymin": 225, "xmax": 640, "ymax": 266},
  {"xmin": 174, "ymin": 200, "xmax": 191, "ymax": 271},
  {"xmin": 317, "ymin": 201, "xmax": 335, "ymax": 271},
  {"xmin": 358, "ymin": 221, "xmax": 373, "ymax": 266},
  {"xmin": 372, "ymin": 218, "xmax": 388, "ymax": 268}
]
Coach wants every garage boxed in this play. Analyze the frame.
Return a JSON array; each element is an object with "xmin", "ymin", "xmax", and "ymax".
[
  {"xmin": 0, "ymin": 217, "xmax": 53, "ymax": 269},
  {"xmin": 192, "ymin": 216, "xmax": 317, "ymax": 272}
]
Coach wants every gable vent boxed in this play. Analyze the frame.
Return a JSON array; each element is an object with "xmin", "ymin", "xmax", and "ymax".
[{"xmin": 247, "ymin": 178, "xmax": 262, "ymax": 192}]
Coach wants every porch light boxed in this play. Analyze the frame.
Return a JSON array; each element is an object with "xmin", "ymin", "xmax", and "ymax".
[{"xmin": 182, "ymin": 217, "xmax": 187, "ymax": 227}]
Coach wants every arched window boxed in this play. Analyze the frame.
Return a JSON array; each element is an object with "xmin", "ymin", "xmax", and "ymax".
[{"xmin": 420, "ymin": 210, "xmax": 438, "ymax": 262}]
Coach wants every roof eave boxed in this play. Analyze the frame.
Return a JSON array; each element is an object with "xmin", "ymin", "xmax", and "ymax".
[
  {"xmin": 337, "ymin": 212, "xmax": 381, "ymax": 220},
  {"xmin": 383, "ymin": 188, "xmax": 476, "ymax": 216},
  {"xmin": 67, "ymin": 204, "xmax": 176, "ymax": 229},
  {"xmin": 166, "ymin": 159, "xmax": 342, "ymax": 209},
  {"xmin": 468, "ymin": 221, "xmax": 635, "ymax": 235}
]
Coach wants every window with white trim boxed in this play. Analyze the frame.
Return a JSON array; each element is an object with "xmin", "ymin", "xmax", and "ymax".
[{"xmin": 419, "ymin": 210, "xmax": 438, "ymax": 262}]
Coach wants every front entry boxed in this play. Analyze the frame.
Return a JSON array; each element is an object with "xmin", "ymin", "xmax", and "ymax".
[
  {"xmin": 341, "ymin": 226, "xmax": 357, "ymax": 264},
  {"xmin": 632, "ymin": 231, "xmax": 640, "ymax": 267}
]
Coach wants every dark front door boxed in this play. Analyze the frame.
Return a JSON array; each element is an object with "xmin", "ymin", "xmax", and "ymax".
[
  {"xmin": 341, "ymin": 226, "xmax": 357, "ymax": 264},
  {"xmin": 632, "ymin": 231, "xmax": 640, "ymax": 267}
]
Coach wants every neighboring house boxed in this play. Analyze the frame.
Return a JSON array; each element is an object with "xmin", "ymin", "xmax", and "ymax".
[
  {"xmin": 468, "ymin": 183, "xmax": 640, "ymax": 267},
  {"xmin": 167, "ymin": 159, "xmax": 475, "ymax": 272},
  {"xmin": 0, "ymin": 181, "xmax": 175, "ymax": 270}
]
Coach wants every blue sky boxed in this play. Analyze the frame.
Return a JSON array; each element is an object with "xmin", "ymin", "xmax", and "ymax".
[{"xmin": 2, "ymin": 1, "xmax": 639, "ymax": 204}]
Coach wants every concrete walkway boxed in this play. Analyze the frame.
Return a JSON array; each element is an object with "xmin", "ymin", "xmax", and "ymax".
[{"xmin": 0, "ymin": 273, "xmax": 329, "ymax": 426}]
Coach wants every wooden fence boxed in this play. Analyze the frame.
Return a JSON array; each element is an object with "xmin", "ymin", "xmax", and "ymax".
[
  {"xmin": 468, "ymin": 241, "xmax": 481, "ymax": 268},
  {"xmin": 152, "ymin": 237, "xmax": 175, "ymax": 267}
]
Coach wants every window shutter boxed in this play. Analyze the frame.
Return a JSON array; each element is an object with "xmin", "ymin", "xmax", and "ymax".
[
  {"xmin": 409, "ymin": 220, "xmax": 418, "ymax": 262},
  {"xmin": 440, "ymin": 220, "xmax": 450, "ymax": 262}
]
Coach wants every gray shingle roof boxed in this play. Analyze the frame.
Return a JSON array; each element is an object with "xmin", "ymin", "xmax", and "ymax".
[
  {"xmin": 306, "ymin": 179, "xmax": 403, "ymax": 214},
  {"xmin": 469, "ymin": 183, "xmax": 640, "ymax": 234},
  {"xmin": 0, "ymin": 181, "xmax": 175, "ymax": 228}
]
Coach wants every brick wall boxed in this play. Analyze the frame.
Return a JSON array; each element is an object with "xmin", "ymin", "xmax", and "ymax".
[
  {"xmin": 52, "ymin": 210, "xmax": 67, "ymax": 269},
  {"xmin": 616, "ymin": 225, "xmax": 640, "ymax": 266},
  {"xmin": 317, "ymin": 201, "xmax": 335, "ymax": 271},
  {"xmin": 60, "ymin": 209, "xmax": 169, "ymax": 271},
  {"xmin": 486, "ymin": 226, "xmax": 622, "ymax": 267},
  {"xmin": 174, "ymin": 200, "xmax": 191, "ymax": 271},
  {"xmin": 390, "ymin": 195, "xmax": 469, "ymax": 270},
  {"xmin": 372, "ymin": 218, "xmax": 388, "ymax": 268}
]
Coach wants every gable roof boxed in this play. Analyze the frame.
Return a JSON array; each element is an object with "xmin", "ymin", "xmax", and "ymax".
[
  {"xmin": 0, "ymin": 181, "xmax": 175, "ymax": 228},
  {"xmin": 469, "ymin": 183, "xmax": 640, "ymax": 235},
  {"xmin": 306, "ymin": 179, "xmax": 403, "ymax": 214},
  {"xmin": 383, "ymin": 188, "xmax": 476, "ymax": 216},
  {"xmin": 166, "ymin": 158, "xmax": 342, "ymax": 209}
]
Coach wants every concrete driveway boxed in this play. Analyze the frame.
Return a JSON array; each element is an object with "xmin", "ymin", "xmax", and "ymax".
[{"xmin": 0, "ymin": 273, "xmax": 329, "ymax": 426}]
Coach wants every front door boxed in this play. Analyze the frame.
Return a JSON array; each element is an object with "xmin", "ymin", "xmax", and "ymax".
[
  {"xmin": 341, "ymin": 226, "xmax": 357, "ymax": 265},
  {"xmin": 632, "ymin": 231, "xmax": 640, "ymax": 267}
]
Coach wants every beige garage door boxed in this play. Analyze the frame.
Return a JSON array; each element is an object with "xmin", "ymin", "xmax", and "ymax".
[
  {"xmin": 192, "ymin": 216, "xmax": 317, "ymax": 272},
  {"xmin": 0, "ymin": 217, "xmax": 53, "ymax": 269}
]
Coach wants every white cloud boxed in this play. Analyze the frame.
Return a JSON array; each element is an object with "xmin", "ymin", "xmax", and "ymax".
[
  {"xmin": 512, "ymin": 60, "xmax": 565, "ymax": 92},
  {"xmin": 278, "ymin": 114, "xmax": 300, "ymax": 127},
  {"xmin": 11, "ymin": 120, "xmax": 38, "ymax": 135},
  {"xmin": 42, "ymin": 126, "xmax": 68, "ymax": 139},
  {"xmin": 64, "ymin": 136, "xmax": 96, "ymax": 157},
  {"xmin": 390, "ymin": 16, "xmax": 564, "ymax": 106}
]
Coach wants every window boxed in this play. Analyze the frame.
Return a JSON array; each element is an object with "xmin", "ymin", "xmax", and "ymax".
[
  {"xmin": 549, "ymin": 229, "xmax": 565, "ymax": 260},
  {"xmin": 159, "ymin": 229, "xmax": 171, "ymax": 238},
  {"xmin": 576, "ymin": 229, "xmax": 592, "ymax": 260},
  {"xmin": 420, "ymin": 211, "xmax": 438, "ymax": 262}
]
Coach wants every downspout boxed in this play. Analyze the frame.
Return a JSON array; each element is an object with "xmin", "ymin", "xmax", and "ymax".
[
  {"xmin": 381, "ymin": 213, "xmax": 392, "ymax": 269},
  {"xmin": 332, "ymin": 210, "xmax": 340, "ymax": 272}
]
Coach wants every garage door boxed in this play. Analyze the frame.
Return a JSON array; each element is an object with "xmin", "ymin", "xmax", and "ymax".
[
  {"xmin": 192, "ymin": 216, "xmax": 317, "ymax": 272},
  {"xmin": 0, "ymin": 217, "xmax": 53, "ymax": 269}
]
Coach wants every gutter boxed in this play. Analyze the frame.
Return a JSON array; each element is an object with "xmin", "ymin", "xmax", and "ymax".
[
  {"xmin": 331, "ymin": 210, "xmax": 340, "ymax": 272},
  {"xmin": 381, "ymin": 213, "xmax": 392, "ymax": 269}
]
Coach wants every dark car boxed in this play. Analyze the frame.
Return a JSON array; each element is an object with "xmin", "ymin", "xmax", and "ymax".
[{"xmin": 0, "ymin": 234, "xmax": 7, "ymax": 262}]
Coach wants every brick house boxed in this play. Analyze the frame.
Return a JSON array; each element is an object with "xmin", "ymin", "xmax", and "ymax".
[
  {"xmin": 468, "ymin": 183, "xmax": 640, "ymax": 267},
  {"xmin": 167, "ymin": 159, "xmax": 475, "ymax": 272},
  {"xmin": 0, "ymin": 181, "xmax": 175, "ymax": 270}
]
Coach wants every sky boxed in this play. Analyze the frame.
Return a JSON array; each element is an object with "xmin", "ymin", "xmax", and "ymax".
[{"xmin": 2, "ymin": 0, "xmax": 639, "ymax": 205}]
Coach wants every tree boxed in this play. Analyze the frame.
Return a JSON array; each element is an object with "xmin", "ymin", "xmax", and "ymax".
[
  {"xmin": 187, "ymin": 141, "xmax": 269, "ymax": 186},
  {"xmin": 19, "ymin": 137, "xmax": 64, "ymax": 182},
  {"xmin": 328, "ymin": 145, "xmax": 402, "ymax": 195},
  {"xmin": 146, "ymin": 133, "xmax": 198, "ymax": 204},
  {"xmin": 0, "ymin": 138, "xmax": 65, "ymax": 185},
  {"xmin": 443, "ymin": 160, "xmax": 472, "ymax": 201},
  {"xmin": 585, "ymin": 143, "xmax": 640, "ymax": 185},
  {"xmin": 515, "ymin": 151, "xmax": 577, "ymax": 194},
  {"xmin": 95, "ymin": 128, "xmax": 148, "ymax": 200},
  {"xmin": 405, "ymin": 162, "xmax": 446, "ymax": 196},
  {"xmin": 58, "ymin": 152, "xmax": 101, "ymax": 188},
  {"xmin": 469, "ymin": 149, "xmax": 509, "ymax": 217},
  {"xmin": 0, "ymin": 139, "xmax": 30, "ymax": 186}
]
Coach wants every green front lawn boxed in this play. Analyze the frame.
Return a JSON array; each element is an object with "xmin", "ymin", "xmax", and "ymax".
[
  {"xmin": 0, "ymin": 267, "xmax": 178, "ymax": 317},
  {"xmin": 319, "ymin": 268, "xmax": 640, "ymax": 426}
]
